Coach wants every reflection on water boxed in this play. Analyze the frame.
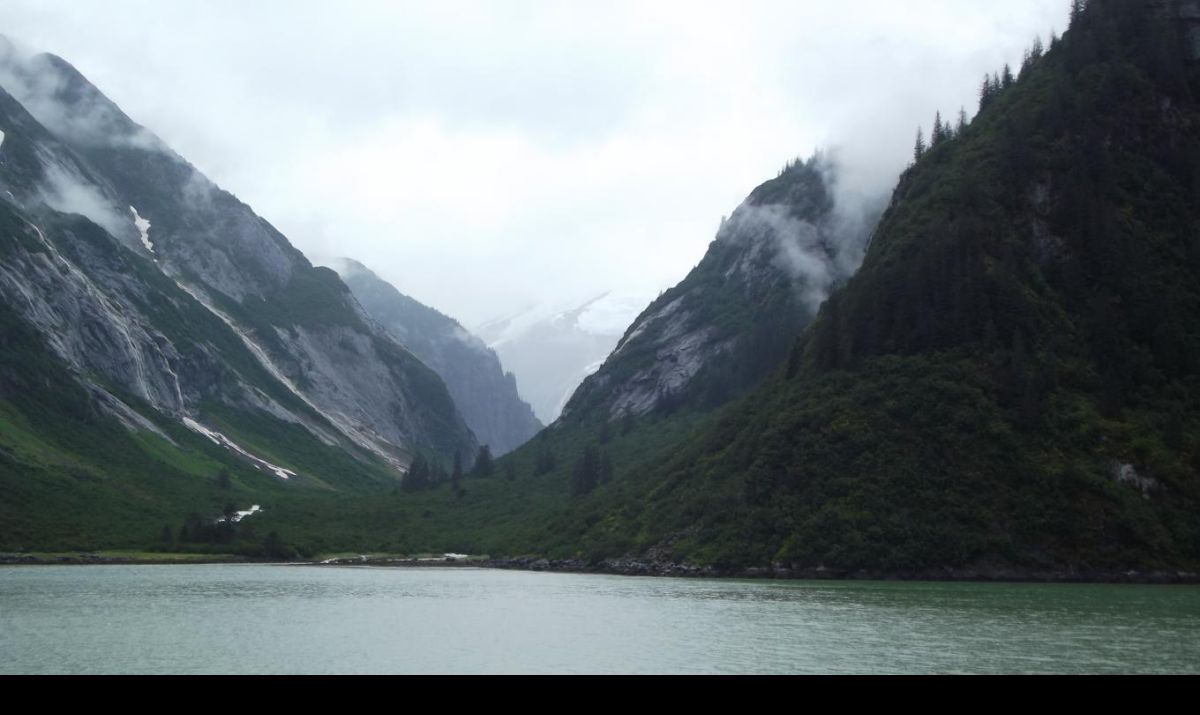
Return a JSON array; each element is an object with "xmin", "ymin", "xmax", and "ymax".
[{"xmin": 1, "ymin": 565, "xmax": 1198, "ymax": 674}]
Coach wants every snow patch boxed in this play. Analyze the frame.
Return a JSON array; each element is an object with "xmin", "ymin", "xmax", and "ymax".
[
  {"xmin": 229, "ymin": 505, "xmax": 262, "ymax": 523},
  {"xmin": 183, "ymin": 417, "xmax": 296, "ymax": 480},
  {"xmin": 0, "ymin": 128, "xmax": 6, "ymax": 150},
  {"xmin": 130, "ymin": 206, "xmax": 153, "ymax": 255}
]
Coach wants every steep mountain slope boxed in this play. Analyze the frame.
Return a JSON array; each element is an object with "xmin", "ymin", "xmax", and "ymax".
[
  {"xmin": 563, "ymin": 156, "xmax": 876, "ymax": 424},
  {"xmin": 0, "ymin": 42, "xmax": 477, "ymax": 548},
  {"xmin": 329, "ymin": 258, "xmax": 541, "ymax": 456},
  {"xmin": 0, "ymin": 45, "xmax": 476, "ymax": 467},
  {"xmin": 555, "ymin": 0, "xmax": 1200, "ymax": 574}
]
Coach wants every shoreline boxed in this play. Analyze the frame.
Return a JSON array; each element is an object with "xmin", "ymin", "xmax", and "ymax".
[
  {"xmin": 313, "ymin": 555, "xmax": 1200, "ymax": 585},
  {"xmin": 0, "ymin": 552, "xmax": 247, "ymax": 566},
  {"xmin": 5, "ymin": 552, "xmax": 1199, "ymax": 585}
]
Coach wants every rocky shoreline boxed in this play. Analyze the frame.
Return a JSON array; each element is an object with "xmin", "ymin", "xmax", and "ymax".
[
  {"xmin": 7, "ymin": 551, "xmax": 1198, "ymax": 584},
  {"xmin": 320, "ymin": 555, "xmax": 1200, "ymax": 585}
]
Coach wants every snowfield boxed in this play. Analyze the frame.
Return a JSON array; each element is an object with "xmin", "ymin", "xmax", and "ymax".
[{"xmin": 130, "ymin": 206, "xmax": 153, "ymax": 254}]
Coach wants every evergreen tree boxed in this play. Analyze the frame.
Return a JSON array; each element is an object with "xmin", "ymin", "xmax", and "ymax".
[
  {"xmin": 957, "ymin": 107, "xmax": 969, "ymax": 136},
  {"xmin": 263, "ymin": 531, "xmax": 291, "ymax": 560},
  {"xmin": 216, "ymin": 469, "xmax": 232, "ymax": 490},
  {"xmin": 504, "ymin": 461, "xmax": 517, "ymax": 482},
  {"xmin": 402, "ymin": 455, "xmax": 432, "ymax": 493},
  {"xmin": 473, "ymin": 445, "xmax": 493, "ymax": 478},
  {"xmin": 599, "ymin": 452, "xmax": 614, "ymax": 485},
  {"xmin": 932, "ymin": 112, "xmax": 946, "ymax": 146},
  {"xmin": 1002, "ymin": 64, "xmax": 1015, "ymax": 88},
  {"xmin": 451, "ymin": 452, "xmax": 463, "ymax": 491},
  {"xmin": 980, "ymin": 75, "xmax": 996, "ymax": 110},
  {"xmin": 571, "ymin": 445, "xmax": 601, "ymax": 497},
  {"xmin": 535, "ymin": 448, "xmax": 556, "ymax": 476},
  {"xmin": 1070, "ymin": 0, "xmax": 1087, "ymax": 25},
  {"xmin": 914, "ymin": 127, "xmax": 927, "ymax": 162}
]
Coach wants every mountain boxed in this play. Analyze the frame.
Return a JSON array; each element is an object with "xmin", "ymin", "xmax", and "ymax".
[
  {"xmin": 563, "ymin": 155, "xmax": 878, "ymax": 424},
  {"xmin": 266, "ymin": 149, "xmax": 887, "ymax": 558},
  {"xmin": 328, "ymin": 257, "xmax": 541, "ymax": 456},
  {"xmin": 0, "ymin": 40, "xmax": 476, "ymax": 550},
  {"xmin": 544, "ymin": 0, "xmax": 1200, "ymax": 574},
  {"xmin": 475, "ymin": 293, "xmax": 642, "ymax": 423}
]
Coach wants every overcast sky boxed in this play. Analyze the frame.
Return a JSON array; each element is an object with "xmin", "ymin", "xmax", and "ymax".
[{"xmin": 2, "ymin": 1, "xmax": 1070, "ymax": 327}]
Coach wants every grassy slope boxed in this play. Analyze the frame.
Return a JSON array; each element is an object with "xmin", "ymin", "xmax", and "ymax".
[{"xmin": 248, "ymin": 410, "xmax": 713, "ymax": 558}]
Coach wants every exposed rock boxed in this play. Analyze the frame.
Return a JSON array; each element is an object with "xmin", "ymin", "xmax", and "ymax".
[
  {"xmin": 0, "ymin": 49, "xmax": 478, "ymax": 477},
  {"xmin": 331, "ymin": 258, "xmax": 542, "ymax": 456},
  {"xmin": 1113, "ymin": 462, "xmax": 1161, "ymax": 497}
]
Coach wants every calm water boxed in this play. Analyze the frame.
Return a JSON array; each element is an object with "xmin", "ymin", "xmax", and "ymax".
[{"xmin": 2, "ymin": 565, "xmax": 1198, "ymax": 674}]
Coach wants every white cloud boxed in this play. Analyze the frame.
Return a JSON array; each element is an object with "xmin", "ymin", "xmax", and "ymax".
[{"xmin": 0, "ymin": 0, "xmax": 1070, "ymax": 325}]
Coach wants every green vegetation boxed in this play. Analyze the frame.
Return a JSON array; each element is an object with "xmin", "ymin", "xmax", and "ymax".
[
  {"xmin": 6, "ymin": 0, "xmax": 1200, "ymax": 578},
  {"xmin": 543, "ymin": 0, "xmax": 1200, "ymax": 572}
]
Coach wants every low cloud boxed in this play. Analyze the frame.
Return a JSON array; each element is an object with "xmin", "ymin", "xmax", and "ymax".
[
  {"xmin": 38, "ymin": 161, "xmax": 130, "ymax": 239},
  {"xmin": 0, "ymin": 36, "xmax": 166, "ymax": 153},
  {"xmin": 0, "ymin": 2, "xmax": 1069, "ymax": 326},
  {"xmin": 717, "ymin": 152, "xmax": 886, "ymax": 315}
]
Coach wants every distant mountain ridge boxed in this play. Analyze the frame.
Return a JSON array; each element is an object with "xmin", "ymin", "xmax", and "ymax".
[
  {"xmin": 475, "ymin": 292, "xmax": 641, "ymax": 423},
  {"xmin": 329, "ymin": 257, "xmax": 541, "ymax": 456}
]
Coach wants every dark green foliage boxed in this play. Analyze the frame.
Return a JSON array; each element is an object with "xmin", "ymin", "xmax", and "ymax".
[
  {"xmin": 535, "ymin": 447, "xmax": 557, "ymax": 476},
  {"xmin": 402, "ymin": 455, "xmax": 436, "ymax": 493},
  {"xmin": 451, "ymin": 453, "xmax": 463, "ymax": 491},
  {"xmin": 10, "ymin": 0, "xmax": 1200, "ymax": 574},
  {"xmin": 599, "ymin": 452, "xmax": 614, "ymax": 485},
  {"xmin": 262, "ymin": 531, "xmax": 295, "ymax": 560},
  {"xmin": 571, "ymin": 445, "xmax": 601, "ymax": 497},
  {"xmin": 240, "ymin": 267, "xmax": 367, "ymax": 331},
  {"xmin": 550, "ymin": 0, "xmax": 1200, "ymax": 573},
  {"xmin": 473, "ymin": 445, "xmax": 494, "ymax": 478}
]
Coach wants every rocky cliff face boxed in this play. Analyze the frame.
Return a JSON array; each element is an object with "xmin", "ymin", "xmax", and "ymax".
[
  {"xmin": 0, "ymin": 42, "xmax": 477, "ymax": 482},
  {"xmin": 330, "ymin": 258, "xmax": 541, "ymax": 456},
  {"xmin": 562, "ymin": 156, "xmax": 880, "ymax": 423}
]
